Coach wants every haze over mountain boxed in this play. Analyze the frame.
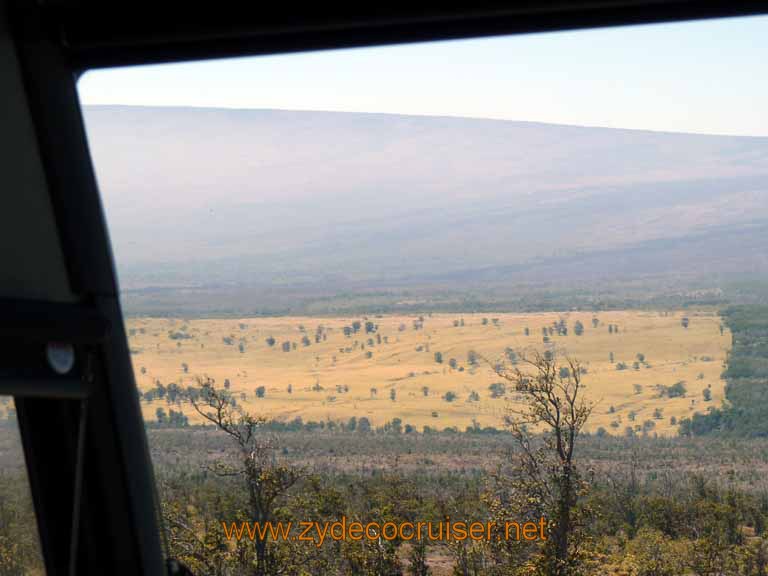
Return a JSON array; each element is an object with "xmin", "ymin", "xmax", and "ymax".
[{"xmin": 82, "ymin": 105, "xmax": 768, "ymax": 314}]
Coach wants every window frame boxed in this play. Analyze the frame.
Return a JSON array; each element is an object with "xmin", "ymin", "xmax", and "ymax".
[{"xmin": 5, "ymin": 1, "xmax": 768, "ymax": 574}]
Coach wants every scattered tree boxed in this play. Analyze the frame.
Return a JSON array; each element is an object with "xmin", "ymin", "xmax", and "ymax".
[{"xmin": 489, "ymin": 382, "xmax": 506, "ymax": 398}]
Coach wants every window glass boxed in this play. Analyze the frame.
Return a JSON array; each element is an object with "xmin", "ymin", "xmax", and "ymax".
[{"xmin": 80, "ymin": 16, "xmax": 768, "ymax": 574}]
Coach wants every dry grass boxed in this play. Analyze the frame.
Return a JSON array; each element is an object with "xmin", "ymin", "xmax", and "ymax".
[{"xmin": 127, "ymin": 310, "xmax": 729, "ymax": 435}]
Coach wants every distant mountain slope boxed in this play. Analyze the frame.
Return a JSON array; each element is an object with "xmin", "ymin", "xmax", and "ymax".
[{"xmin": 82, "ymin": 106, "xmax": 768, "ymax": 313}]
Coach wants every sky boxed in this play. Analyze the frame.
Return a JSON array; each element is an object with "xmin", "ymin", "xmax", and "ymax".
[{"xmin": 78, "ymin": 14, "xmax": 768, "ymax": 137}]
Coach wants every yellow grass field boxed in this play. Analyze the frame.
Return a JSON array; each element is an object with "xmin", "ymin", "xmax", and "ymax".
[{"xmin": 127, "ymin": 310, "xmax": 730, "ymax": 435}]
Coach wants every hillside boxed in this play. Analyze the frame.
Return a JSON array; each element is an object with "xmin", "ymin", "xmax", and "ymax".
[{"xmin": 82, "ymin": 106, "xmax": 768, "ymax": 314}]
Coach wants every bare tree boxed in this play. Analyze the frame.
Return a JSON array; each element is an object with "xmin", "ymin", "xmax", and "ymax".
[
  {"xmin": 189, "ymin": 376, "xmax": 301, "ymax": 576},
  {"xmin": 491, "ymin": 351, "xmax": 594, "ymax": 576}
]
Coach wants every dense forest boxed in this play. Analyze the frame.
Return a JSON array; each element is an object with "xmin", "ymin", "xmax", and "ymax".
[{"xmin": 680, "ymin": 305, "xmax": 768, "ymax": 437}]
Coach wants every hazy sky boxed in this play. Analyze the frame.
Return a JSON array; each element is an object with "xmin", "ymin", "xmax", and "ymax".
[{"xmin": 78, "ymin": 15, "xmax": 768, "ymax": 136}]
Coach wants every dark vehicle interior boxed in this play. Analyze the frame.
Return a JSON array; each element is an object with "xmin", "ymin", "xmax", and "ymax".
[{"xmin": 1, "ymin": 1, "xmax": 767, "ymax": 574}]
